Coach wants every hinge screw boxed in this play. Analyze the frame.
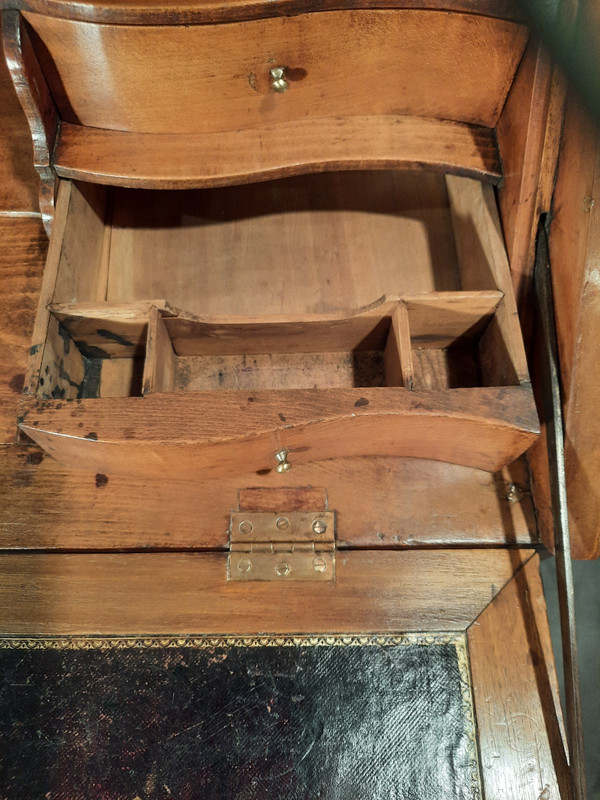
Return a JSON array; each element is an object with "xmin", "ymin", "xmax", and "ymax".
[
  {"xmin": 312, "ymin": 519, "xmax": 327, "ymax": 535},
  {"xmin": 239, "ymin": 520, "xmax": 253, "ymax": 535},
  {"xmin": 275, "ymin": 449, "xmax": 292, "ymax": 472},
  {"xmin": 507, "ymin": 484, "xmax": 523, "ymax": 503},
  {"xmin": 237, "ymin": 557, "xmax": 252, "ymax": 573},
  {"xmin": 313, "ymin": 556, "xmax": 327, "ymax": 573},
  {"xmin": 275, "ymin": 562, "xmax": 290, "ymax": 577},
  {"xmin": 276, "ymin": 516, "xmax": 290, "ymax": 531}
]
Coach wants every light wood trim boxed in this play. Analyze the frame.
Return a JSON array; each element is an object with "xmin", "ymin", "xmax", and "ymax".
[
  {"xmin": 53, "ymin": 117, "xmax": 502, "ymax": 190},
  {"xmin": 1, "ymin": 9, "xmax": 58, "ymax": 231},
  {"xmin": 446, "ymin": 176, "xmax": 530, "ymax": 384},
  {"xmin": 0, "ymin": 549, "xmax": 533, "ymax": 636},
  {"xmin": 19, "ymin": 385, "xmax": 539, "ymax": 477},
  {"xmin": 0, "ymin": 444, "xmax": 537, "ymax": 550},
  {"xmin": 22, "ymin": 179, "xmax": 71, "ymax": 395},
  {"xmin": 0, "ymin": 0, "xmax": 525, "ymax": 25},
  {"xmin": 142, "ymin": 307, "xmax": 176, "ymax": 394},
  {"xmin": 384, "ymin": 303, "xmax": 414, "ymax": 388},
  {"xmin": 468, "ymin": 555, "xmax": 571, "ymax": 800}
]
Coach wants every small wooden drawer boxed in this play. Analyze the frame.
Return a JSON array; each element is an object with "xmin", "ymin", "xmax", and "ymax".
[{"xmin": 20, "ymin": 170, "xmax": 538, "ymax": 479}]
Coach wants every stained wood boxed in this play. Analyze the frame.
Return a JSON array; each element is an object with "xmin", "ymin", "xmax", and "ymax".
[
  {"xmin": 19, "ymin": 385, "xmax": 539, "ymax": 478},
  {"xmin": 384, "ymin": 303, "xmax": 413, "ymax": 388},
  {"xmin": 0, "ymin": 445, "xmax": 536, "ymax": 549},
  {"xmin": 0, "ymin": 549, "xmax": 533, "ymax": 635},
  {"xmin": 468, "ymin": 555, "xmax": 571, "ymax": 800},
  {"xmin": 105, "ymin": 172, "xmax": 462, "ymax": 316},
  {"xmin": 0, "ymin": 217, "xmax": 46, "ymax": 443},
  {"xmin": 496, "ymin": 42, "xmax": 553, "ymax": 314},
  {"xmin": 24, "ymin": 11, "xmax": 526, "ymax": 134},
  {"xmin": 1, "ymin": 9, "xmax": 58, "ymax": 230},
  {"xmin": 0, "ymin": 14, "xmax": 38, "ymax": 212},
  {"xmin": 404, "ymin": 291, "xmax": 502, "ymax": 346},
  {"xmin": 142, "ymin": 307, "xmax": 176, "ymax": 394},
  {"xmin": 446, "ymin": 176, "xmax": 530, "ymax": 384},
  {"xmin": 544, "ymin": 98, "xmax": 600, "ymax": 559},
  {"xmin": 0, "ymin": 0, "xmax": 526, "ymax": 25},
  {"xmin": 54, "ymin": 116, "xmax": 503, "ymax": 190}
]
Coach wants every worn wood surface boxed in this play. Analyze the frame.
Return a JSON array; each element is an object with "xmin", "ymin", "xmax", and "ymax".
[
  {"xmin": 0, "ymin": 0, "xmax": 525, "ymax": 25},
  {"xmin": 496, "ymin": 42, "xmax": 553, "ymax": 316},
  {"xmin": 24, "ymin": 11, "xmax": 525, "ymax": 133},
  {"xmin": 468, "ymin": 555, "xmax": 571, "ymax": 800},
  {"xmin": 0, "ymin": 217, "xmax": 46, "ymax": 442},
  {"xmin": 545, "ymin": 98, "xmax": 600, "ymax": 559},
  {"xmin": 19, "ymin": 385, "xmax": 539, "ymax": 478},
  {"xmin": 0, "ymin": 548, "xmax": 533, "ymax": 635},
  {"xmin": 1, "ymin": 10, "xmax": 58, "ymax": 230},
  {"xmin": 0, "ymin": 15, "xmax": 37, "ymax": 212},
  {"xmin": 0, "ymin": 445, "xmax": 536, "ymax": 549},
  {"xmin": 54, "ymin": 116, "xmax": 503, "ymax": 190}
]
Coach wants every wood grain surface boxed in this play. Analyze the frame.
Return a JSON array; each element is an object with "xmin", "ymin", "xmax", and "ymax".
[
  {"xmin": 19, "ymin": 385, "xmax": 540, "ymax": 478},
  {"xmin": 25, "ymin": 10, "xmax": 526, "ymax": 132},
  {"xmin": 0, "ymin": 217, "xmax": 46, "ymax": 442},
  {"xmin": 0, "ymin": 0, "xmax": 525, "ymax": 25},
  {"xmin": 0, "ymin": 15, "xmax": 37, "ymax": 212},
  {"xmin": 546, "ymin": 97, "xmax": 600, "ymax": 559},
  {"xmin": 2, "ymin": 10, "xmax": 58, "ymax": 229},
  {"xmin": 469, "ymin": 555, "xmax": 571, "ymax": 800},
  {"xmin": 53, "ymin": 116, "xmax": 502, "ymax": 190},
  {"xmin": 0, "ymin": 444, "xmax": 537, "ymax": 549},
  {"xmin": 0, "ymin": 548, "xmax": 533, "ymax": 635}
]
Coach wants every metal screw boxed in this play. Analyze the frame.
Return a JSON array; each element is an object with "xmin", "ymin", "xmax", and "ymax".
[
  {"xmin": 506, "ymin": 484, "xmax": 523, "ymax": 503},
  {"xmin": 237, "ymin": 558, "xmax": 252, "ymax": 573},
  {"xmin": 313, "ymin": 557, "xmax": 327, "ymax": 573},
  {"xmin": 239, "ymin": 520, "xmax": 253, "ymax": 535},
  {"xmin": 312, "ymin": 519, "xmax": 327, "ymax": 535},
  {"xmin": 275, "ymin": 449, "xmax": 292, "ymax": 473},
  {"xmin": 275, "ymin": 562, "xmax": 290, "ymax": 577},
  {"xmin": 276, "ymin": 516, "xmax": 290, "ymax": 531}
]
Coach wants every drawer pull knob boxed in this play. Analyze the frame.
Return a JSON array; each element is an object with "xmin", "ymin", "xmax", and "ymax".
[
  {"xmin": 275, "ymin": 449, "xmax": 292, "ymax": 472},
  {"xmin": 270, "ymin": 67, "xmax": 289, "ymax": 93}
]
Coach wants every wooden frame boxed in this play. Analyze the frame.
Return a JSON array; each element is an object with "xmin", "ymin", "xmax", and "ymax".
[{"xmin": 0, "ymin": 551, "xmax": 569, "ymax": 799}]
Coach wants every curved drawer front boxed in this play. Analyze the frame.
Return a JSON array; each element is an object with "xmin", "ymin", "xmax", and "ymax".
[{"xmin": 23, "ymin": 9, "xmax": 527, "ymax": 135}]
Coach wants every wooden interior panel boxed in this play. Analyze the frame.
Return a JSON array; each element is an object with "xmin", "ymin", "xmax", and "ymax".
[
  {"xmin": 24, "ymin": 10, "xmax": 527, "ymax": 134},
  {"xmin": 0, "ymin": 445, "xmax": 536, "ymax": 549},
  {"xmin": 104, "ymin": 172, "xmax": 461, "ymax": 315},
  {"xmin": 0, "ymin": 549, "xmax": 533, "ymax": 635},
  {"xmin": 0, "ymin": 217, "xmax": 46, "ymax": 442},
  {"xmin": 468, "ymin": 555, "xmax": 570, "ymax": 800}
]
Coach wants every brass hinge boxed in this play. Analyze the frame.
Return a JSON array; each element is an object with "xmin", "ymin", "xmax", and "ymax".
[{"xmin": 228, "ymin": 511, "xmax": 336, "ymax": 582}]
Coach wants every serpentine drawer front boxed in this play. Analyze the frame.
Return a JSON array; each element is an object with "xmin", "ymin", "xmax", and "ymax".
[{"xmin": 19, "ymin": 172, "xmax": 539, "ymax": 479}]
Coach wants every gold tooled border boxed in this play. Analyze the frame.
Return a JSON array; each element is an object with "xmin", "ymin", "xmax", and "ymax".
[{"xmin": 0, "ymin": 632, "xmax": 482, "ymax": 799}]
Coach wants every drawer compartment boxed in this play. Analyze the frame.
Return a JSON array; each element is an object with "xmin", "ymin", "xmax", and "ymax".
[{"xmin": 20, "ymin": 171, "xmax": 538, "ymax": 478}]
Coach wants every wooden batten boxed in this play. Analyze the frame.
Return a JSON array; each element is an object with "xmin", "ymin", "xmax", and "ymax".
[
  {"xmin": 384, "ymin": 303, "xmax": 413, "ymax": 388},
  {"xmin": 142, "ymin": 307, "xmax": 176, "ymax": 394}
]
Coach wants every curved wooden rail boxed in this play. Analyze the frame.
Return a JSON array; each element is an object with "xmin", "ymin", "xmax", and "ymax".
[
  {"xmin": 20, "ymin": 385, "xmax": 539, "ymax": 479},
  {"xmin": 1, "ymin": 0, "xmax": 524, "ymax": 25},
  {"xmin": 54, "ymin": 117, "xmax": 502, "ymax": 190}
]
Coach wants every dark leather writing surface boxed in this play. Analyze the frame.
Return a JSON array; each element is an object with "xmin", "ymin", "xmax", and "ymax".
[{"xmin": 0, "ymin": 634, "xmax": 481, "ymax": 799}]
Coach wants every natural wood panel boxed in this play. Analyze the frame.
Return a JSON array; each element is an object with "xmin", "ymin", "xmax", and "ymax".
[
  {"xmin": 468, "ymin": 555, "xmax": 571, "ymax": 800},
  {"xmin": 0, "ymin": 0, "xmax": 526, "ymax": 25},
  {"xmin": 496, "ymin": 42, "xmax": 553, "ymax": 315},
  {"xmin": 54, "ymin": 116, "xmax": 502, "ymax": 190},
  {"xmin": 19, "ymin": 385, "xmax": 539, "ymax": 478},
  {"xmin": 0, "ymin": 445, "xmax": 537, "ymax": 550},
  {"xmin": 0, "ymin": 217, "xmax": 46, "ymax": 443},
  {"xmin": 102, "ymin": 172, "xmax": 462, "ymax": 317},
  {"xmin": 0, "ymin": 15, "xmax": 38, "ymax": 212},
  {"xmin": 0, "ymin": 549, "xmax": 533, "ymax": 635},
  {"xmin": 2, "ymin": 9, "xmax": 59, "ymax": 230},
  {"xmin": 25, "ymin": 11, "xmax": 526, "ymax": 133},
  {"xmin": 547, "ymin": 98, "xmax": 600, "ymax": 559}
]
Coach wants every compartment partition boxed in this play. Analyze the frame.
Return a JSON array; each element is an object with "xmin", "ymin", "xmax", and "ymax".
[{"xmin": 20, "ymin": 171, "xmax": 539, "ymax": 478}]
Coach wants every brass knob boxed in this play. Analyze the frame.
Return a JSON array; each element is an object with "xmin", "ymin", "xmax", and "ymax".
[
  {"xmin": 275, "ymin": 449, "xmax": 291, "ymax": 472},
  {"xmin": 270, "ymin": 67, "xmax": 289, "ymax": 93}
]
